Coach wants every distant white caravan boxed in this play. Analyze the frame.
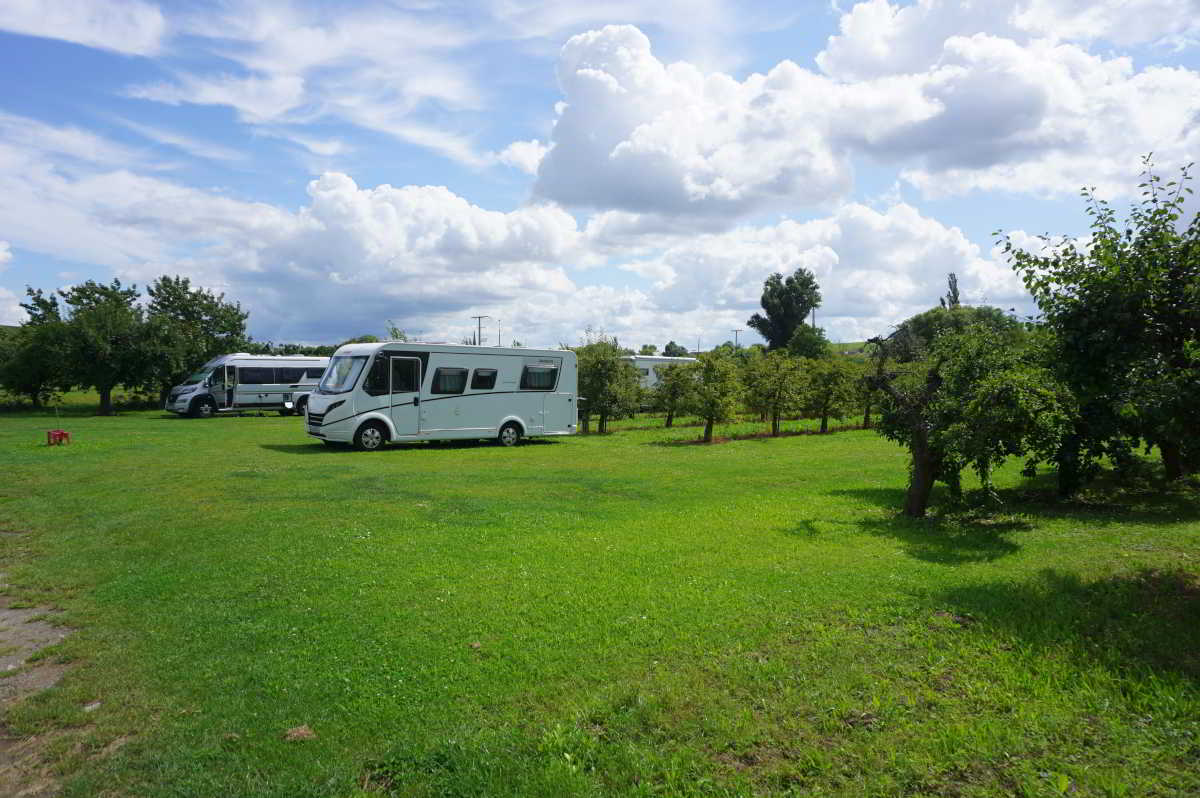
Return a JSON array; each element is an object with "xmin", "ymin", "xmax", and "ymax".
[{"xmin": 624, "ymin": 355, "xmax": 698, "ymax": 389}]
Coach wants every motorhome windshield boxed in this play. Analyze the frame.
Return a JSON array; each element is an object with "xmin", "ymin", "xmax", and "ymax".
[
  {"xmin": 181, "ymin": 370, "xmax": 211, "ymax": 386},
  {"xmin": 319, "ymin": 356, "xmax": 367, "ymax": 394}
]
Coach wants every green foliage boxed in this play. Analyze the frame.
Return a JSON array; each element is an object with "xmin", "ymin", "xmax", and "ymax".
[
  {"xmin": 786, "ymin": 323, "xmax": 831, "ymax": 359},
  {"xmin": 873, "ymin": 324, "xmax": 1072, "ymax": 516},
  {"xmin": 662, "ymin": 340, "xmax": 689, "ymax": 357},
  {"xmin": 684, "ymin": 351, "xmax": 744, "ymax": 441},
  {"xmin": 997, "ymin": 157, "xmax": 1200, "ymax": 485},
  {"xmin": 59, "ymin": 279, "xmax": 147, "ymax": 416},
  {"xmin": 651, "ymin": 363, "xmax": 694, "ymax": 428},
  {"xmin": 0, "ymin": 318, "xmax": 72, "ymax": 407},
  {"xmin": 384, "ymin": 320, "xmax": 408, "ymax": 341},
  {"xmin": 143, "ymin": 276, "xmax": 249, "ymax": 401},
  {"xmin": 637, "ymin": 344, "xmax": 657, "ymax": 355},
  {"xmin": 888, "ymin": 304, "xmax": 1022, "ymax": 363},
  {"xmin": 747, "ymin": 267, "xmax": 822, "ymax": 349},
  {"xmin": 576, "ymin": 333, "xmax": 640, "ymax": 433},
  {"xmin": 799, "ymin": 356, "xmax": 857, "ymax": 433},
  {"xmin": 744, "ymin": 350, "xmax": 806, "ymax": 436}
]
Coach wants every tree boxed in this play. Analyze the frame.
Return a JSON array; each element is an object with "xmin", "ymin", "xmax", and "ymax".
[
  {"xmin": 787, "ymin": 323, "xmax": 830, "ymax": 359},
  {"xmin": 576, "ymin": 332, "xmax": 640, "ymax": 433},
  {"xmin": 144, "ymin": 276, "xmax": 249, "ymax": 403},
  {"xmin": 997, "ymin": 157, "xmax": 1200, "ymax": 484},
  {"xmin": 652, "ymin": 363, "xmax": 695, "ymax": 428},
  {"xmin": 685, "ymin": 352, "xmax": 744, "ymax": 442},
  {"xmin": 870, "ymin": 323, "xmax": 1071, "ymax": 517},
  {"xmin": 385, "ymin": 320, "xmax": 408, "ymax": 341},
  {"xmin": 888, "ymin": 304, "xmax": 1022, "ymax": 363},
  {"xmin": 744, "ymin": 350, "xmax": 805, "ymax": 436},
  {"xmin": 747, "ymin": 267, "xmax": 822, "ymax": 349},
  {"xmin": 59, "ymin": 279, "xmax": 148, "ymax": 415},
  {"xmin": 638, "ymin": 344, "xmax": 658, "ymax": 355},
  {"xmin": 800, "ymin": 356, "xmax": 856, "ymax": 433},
  {"xmin": 663, "ymin": 340, "xmax": 689, "ymax": 357},
  {"xmin": 0, "ymin": 317, "xmax": 72, "ymax": 408}
]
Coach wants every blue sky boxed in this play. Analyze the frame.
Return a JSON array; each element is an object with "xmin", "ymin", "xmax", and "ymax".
[{"xmin": 1, "ymin": 0, "xmax": 1198, "ymax": 348}]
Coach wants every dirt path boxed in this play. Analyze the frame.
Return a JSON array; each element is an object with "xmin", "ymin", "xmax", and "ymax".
[{"xmin": 0, "ymin": 570, "xmax": 73, "ymax": 798}]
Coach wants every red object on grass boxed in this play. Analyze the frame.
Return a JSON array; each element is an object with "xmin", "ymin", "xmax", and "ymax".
[{"xmin": 46, "ymin": 429, "xmax": 70, "ymax": 445}]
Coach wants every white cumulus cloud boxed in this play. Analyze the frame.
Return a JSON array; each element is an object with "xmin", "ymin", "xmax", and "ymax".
[{"xmin": 0, "ymin": 0, "xmax": 165, "ymax": 56}]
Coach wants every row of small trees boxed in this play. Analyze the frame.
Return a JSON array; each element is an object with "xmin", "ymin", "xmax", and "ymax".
[{"xmin": 576, "ymin": 331, "xmax": 865, "ymax": 442}]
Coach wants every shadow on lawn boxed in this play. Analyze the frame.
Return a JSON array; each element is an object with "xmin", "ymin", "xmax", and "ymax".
[
  {"xmin": 259, "ymin": 439, "xmax": 561, "ymax": 456},
  {"xmin": 826, "ymin": 487, "xmax": 1028, "ymax": 564},
  {"xmin": 937, "ymin": 567, "xmax": 1200, "ymax": 682}
]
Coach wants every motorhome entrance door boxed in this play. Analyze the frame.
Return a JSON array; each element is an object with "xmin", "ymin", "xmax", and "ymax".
[
  {"xmin": 214, "ymin": 365, "xmax": 236, "ymax": 410},
  {"xmin": 389, "ymin": 357, "xmax": 421, "ymax": 436}
]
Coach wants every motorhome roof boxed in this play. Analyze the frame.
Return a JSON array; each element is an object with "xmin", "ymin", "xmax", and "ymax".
[{"xmin": 332, "ymin": 341, "xmax": 570, "ymax": 358}]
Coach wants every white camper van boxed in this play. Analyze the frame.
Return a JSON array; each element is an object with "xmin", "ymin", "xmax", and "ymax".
[
  {"xmin": 165, "ymin": 353, "xmax": 330, "ymax": 418},
  {"xmin": 304, "ymin": 342, "xmax": 578, "ymax": 450},
  {"xmin": 625, "ymin": 355, "xmax": 698, "ymax": 389}
]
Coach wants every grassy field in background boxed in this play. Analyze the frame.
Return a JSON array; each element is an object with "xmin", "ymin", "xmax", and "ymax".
[{"xmin": 0, "ymin": 397, "xmax": 1197, "ymax": 797}]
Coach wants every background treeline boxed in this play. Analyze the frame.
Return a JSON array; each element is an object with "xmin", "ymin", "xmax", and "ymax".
[
  {"xmin": 576, "ymin": 159, "xmax": 1199, "ymax": 517},
  {"xmin": 0, "ymin": 276, "xmax": 389, "ymax": 415}
]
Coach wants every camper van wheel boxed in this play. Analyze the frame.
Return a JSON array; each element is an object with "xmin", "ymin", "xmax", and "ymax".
[
  {"xmin": 190, "ymin": 398, "xmax": 216, "ymax": 419},
  {"xmin": 354, "ymin": 421, "xmax": 387, "ymax": 451},
  {"xmin": 498, "ymin": 422, "xmax": 522, "ymax": 447}
]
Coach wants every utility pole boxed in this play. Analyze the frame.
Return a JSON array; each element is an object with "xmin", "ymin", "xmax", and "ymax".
[
  {"xmin": 696, "ymin": 334, "xmax": 701, "ymax": 355},
  {"xmin": 731, "ymin": 328, "xmax": 742, "ymax": 348},
  {"xmin": 497, "ymin": 319, "xmax": 501, "ymax": 346},
  {"xmin": 471, "ymin": 315, "xmax": 489, "ymax": 347}
]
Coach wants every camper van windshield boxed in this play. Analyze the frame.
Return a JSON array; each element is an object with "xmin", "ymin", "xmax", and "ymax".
[
  {"xmin": 319, "ymin": 356, "xmax": 367, "ymax": 394},
  {"xmin": 182, "ymin": 370, "xmax": 210, "ymax": 386}
]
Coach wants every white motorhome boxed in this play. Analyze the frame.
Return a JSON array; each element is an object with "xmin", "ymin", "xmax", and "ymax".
[
  {"xmin": 164, "ymin": 353, "xmax": 330, "ymax": 418},
  {"xmin": 625, "ymin": 355, "xmax": 698, "ymax": 389},
  {"xmin": 305, "ymin": 342, "xmax": 578, "ymax": 450}
]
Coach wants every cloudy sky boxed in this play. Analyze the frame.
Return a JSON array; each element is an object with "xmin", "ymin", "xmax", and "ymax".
[{"xmin": 1, "ymin": 0, "xmax": 1197, "ymax": 348}]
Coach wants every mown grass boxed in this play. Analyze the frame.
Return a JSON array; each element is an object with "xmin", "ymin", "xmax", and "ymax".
[{"xmin": 0, "ymin": 398, "xmax": 1197, "ymax": 797}]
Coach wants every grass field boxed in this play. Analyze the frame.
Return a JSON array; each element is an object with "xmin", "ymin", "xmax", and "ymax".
[{"xmin": 1, "ymin": 399, "xmax": 1198, "ymax": 797}]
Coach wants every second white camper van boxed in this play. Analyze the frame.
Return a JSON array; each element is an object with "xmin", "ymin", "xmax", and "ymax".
[
  {"xmin": 304, "ymin": 342, "xmax": 578, "ymax": 450},
  {"xmin": 165, "ymin": 353, "xmax": 330, "ymax": 418}
]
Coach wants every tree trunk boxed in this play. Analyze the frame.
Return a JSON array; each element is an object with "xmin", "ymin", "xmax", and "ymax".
[
  {"xmin": 28, "ymin": 392, "xmax": 42, "ymax": 410},
  {"xmin": 581, "ymin": 416, "xmax": 590, "ymax": 434},
  {"xmin": 98, "ymin": 385, "xmax": 114, "ymax": 416},
  {"xmin": 1056, "ymin": 431, "xmax": 1082, "ymax": 497},
  {"xmin": 665, "ymin": 409, "xmax": 674, "ymax": 428},
  {"xmin": 904, "ymin": 432, "xmax": 936, "ymax": 517},
  {"xmin": 703, "ymin": 418, "xmax": 714, "ymax": 442},
  {"xmin": 1160, "ymin": 439, "xmax": 1185, "ymax": 481},
  {"xmin": 158, "ymin": 384, "xmax": 171, "ymax": 405},
  {"xmin": 862, "ymin": 399, "xmax": 871, "ymax": 429},
  {"xmin": 599, "ymin": 412, "xmax": 608, "ymax": 434},
  {"xmin": 771, "ymin": 411, "xmax": 780, "ymax": 437},
  {"xmin": 819, "ymin": 413, "xmax": 829, "ymax": 433}
]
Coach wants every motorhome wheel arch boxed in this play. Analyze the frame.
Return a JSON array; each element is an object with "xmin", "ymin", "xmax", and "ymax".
[
  {"xmin": 164, "ymin": 354, "xmax": 330, "ymax": 418},
  {"xmin": 304, "ymin": 342, "xmax": 578, "ymax": 450}
]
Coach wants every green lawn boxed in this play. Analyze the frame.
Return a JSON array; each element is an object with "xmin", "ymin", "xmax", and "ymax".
[{"xmin": 0, "ymin": 403, "xmax": 1197, "ymax": 797}]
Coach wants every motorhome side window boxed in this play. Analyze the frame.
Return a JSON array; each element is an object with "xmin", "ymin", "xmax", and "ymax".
[
  {"xmin": 520, "ymin": 365, "xmax": 557, "ymax": 391},
  {"xmin": 362, "ymin": 356, "xmax": 390, "ymax": 396},
  {"xmin": 470, "ymin": 369, "xmax": 497, "ymax": 390},
  {"xmin": 305, "ymin": 367, "xmax": 325, "ymax": 379},
  {"xmin": 240, "ymin": 367, "xmax": 274, "ymax": 384},
  {"xmin": 276, "ymin": 367, "xmax": 306, "ymax": 383},
  {"xmin": 431, "ymin": 367, "xmax": 468, "ymax": 394}
]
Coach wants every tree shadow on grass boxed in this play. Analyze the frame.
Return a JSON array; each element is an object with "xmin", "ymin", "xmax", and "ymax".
[
  {"xmin": 824, "ymin": 487, "xmax": 1027, "ymax": 564},
  {"xmin": 937, "ymin": 567, "xmax": 1200, "ymax": 682}
]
